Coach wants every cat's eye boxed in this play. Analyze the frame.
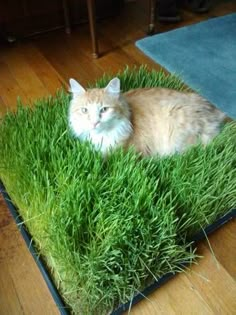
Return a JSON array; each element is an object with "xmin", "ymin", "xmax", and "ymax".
[
  {"xmin": 81, "ymin": 107, "xmax": 88, "ymax": 114},
  {"xmin": 100, "ymin": 107, "xmax": 109, "ymax": 113}
]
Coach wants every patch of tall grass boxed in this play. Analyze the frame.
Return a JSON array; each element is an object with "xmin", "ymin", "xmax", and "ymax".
[{"xmin": 0, "ymin": 66, "xmax": 235, "ymax": 314}]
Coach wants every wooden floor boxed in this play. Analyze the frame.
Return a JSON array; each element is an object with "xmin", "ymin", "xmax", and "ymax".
[{"xmin": 0, "ymin": 1, "xmax": 236, "ymax": 314}]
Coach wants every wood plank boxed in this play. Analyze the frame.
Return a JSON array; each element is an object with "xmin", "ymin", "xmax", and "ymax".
[
  {"xmin": 186, "ymin": 241, "xmax": 236, "ymax": 314},
  {"xmin": 0, "ymin": 196, "xmax": 59, "ymax": 315},
  {"xmin": 18, "ymin": 42, "xmax": 66, "ymax": 95},
  {"xmin": 35, "ymin": 31, "xmax": 104, "ymax": 87},
  {"xmin": 0, "ymin": 95, "xmax": 7, "ymax": 116},
  {"xmin": 128, "ymin": 220, "xmax": 236, "ymax": 315},
  {"xmin": 0, "ymin": 45, "xmax": 49, "ymax": 103},
  {"xmin": 0, "ymin": 60, "xmax": 28, "ymax": 110},
  {"xmin": 202, "ymin": 219, "xmax": 236, "ymax": 279},
  {"xmin": 0, "ymin": 263, "xmax": 24, "ymax": 315},
  {"xmin": 126, "ymin": 271, "xmax": 214, "ymax": 315}
]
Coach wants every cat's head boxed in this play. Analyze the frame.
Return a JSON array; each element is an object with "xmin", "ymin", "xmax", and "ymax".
[{"xmin": 69, "ymin": 78, "xmax": 130, "ymax": 135}]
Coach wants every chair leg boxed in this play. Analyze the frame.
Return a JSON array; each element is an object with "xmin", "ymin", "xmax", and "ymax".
[
  {"xmin": 62, "ymin": 0, "xmax": 71, "ymax": 34},
  {"xmin": 148, "ymin": 0, "xmax": 156, "ymax": 34},
  {"xmin": 87, "ymin": 0, "xmax": 99, "ymax": 58}
]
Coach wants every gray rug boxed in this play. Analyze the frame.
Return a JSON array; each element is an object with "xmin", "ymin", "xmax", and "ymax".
[{"xmin": 136, "ymin": 14, "xmax": 236, "ymax": 119}]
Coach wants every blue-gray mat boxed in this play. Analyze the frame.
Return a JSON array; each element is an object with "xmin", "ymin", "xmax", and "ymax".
[{"xmin": 136, "ymin": 14, "xmax": 236, "ymax": 119}]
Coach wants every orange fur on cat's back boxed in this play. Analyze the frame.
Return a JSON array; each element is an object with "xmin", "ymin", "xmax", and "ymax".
[{"xmin": 124, "ymin": 88, "xmax": 225, "ymax": 156}]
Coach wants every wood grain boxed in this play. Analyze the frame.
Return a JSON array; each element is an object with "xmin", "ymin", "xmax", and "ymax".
[
  {"xmin": 125, "ymin": 220, "xmax": 236, "ymax": 315},
  {"xmin": 0, "ymin": 196, "xmax": 59, "ymax": 315},
  {"xmin": 0, "ymin": 1, "xmax": 235, "ymax": 314}
]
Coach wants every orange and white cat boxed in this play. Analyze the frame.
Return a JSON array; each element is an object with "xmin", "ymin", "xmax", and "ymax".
[{"xmin": 69, "ymin": 77, "xmax": 225, "ymax": 156}]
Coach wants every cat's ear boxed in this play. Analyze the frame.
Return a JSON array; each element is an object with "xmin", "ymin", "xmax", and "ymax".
[
  {"xmin": 69, "ymin": 78, "xmax": 86, "ymax": 96},
  {"xmin": 105, "ymin": 78, "xmax": 120, "ymax": 97}
]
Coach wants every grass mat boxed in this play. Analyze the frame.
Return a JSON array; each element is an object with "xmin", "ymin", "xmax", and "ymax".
[{"xmin": 0, "ymin": 66, "xmax": 235, "ymax": 314}]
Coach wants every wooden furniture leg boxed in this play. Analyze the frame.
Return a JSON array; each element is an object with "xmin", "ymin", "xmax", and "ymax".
[
  {"xmin": 148, "ymin": 0, "xmax": 156, "ymax": 34},
  {"xmin": 62, "ymin": 0, "xmax": 71, "ymax": 34},
  {"xmin": 87, "ymin": 0, "xmax": 99, "ymax": 58}
]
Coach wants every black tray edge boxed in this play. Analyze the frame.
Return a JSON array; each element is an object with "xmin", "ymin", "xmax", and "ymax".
[{"xmin": 1, "ymin": 181, "xmax": 235, "ymax": 315}]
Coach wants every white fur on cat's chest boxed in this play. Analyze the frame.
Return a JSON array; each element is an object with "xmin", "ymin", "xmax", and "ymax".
[
  {"xmin": 88, "ymin": 129, "xmax": 120, "ymax": 153},
  {"xmin": 70, "ymin": 117, "xmax": 132, "ymax": 154}
]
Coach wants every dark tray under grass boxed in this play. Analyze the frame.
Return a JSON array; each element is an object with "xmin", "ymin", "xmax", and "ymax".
[
  {"xmin": 0, "ymin": 67, "xmax": 236, "ymax": 314},
  {"xmin": 1, "ymin": 182, "xmax": 235, "ymax": 314}
]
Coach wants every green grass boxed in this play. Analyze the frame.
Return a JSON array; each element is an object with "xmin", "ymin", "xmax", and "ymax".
[{"xmin": 0, "ymin": 66, "xmax": 235, "ymax": 314}]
